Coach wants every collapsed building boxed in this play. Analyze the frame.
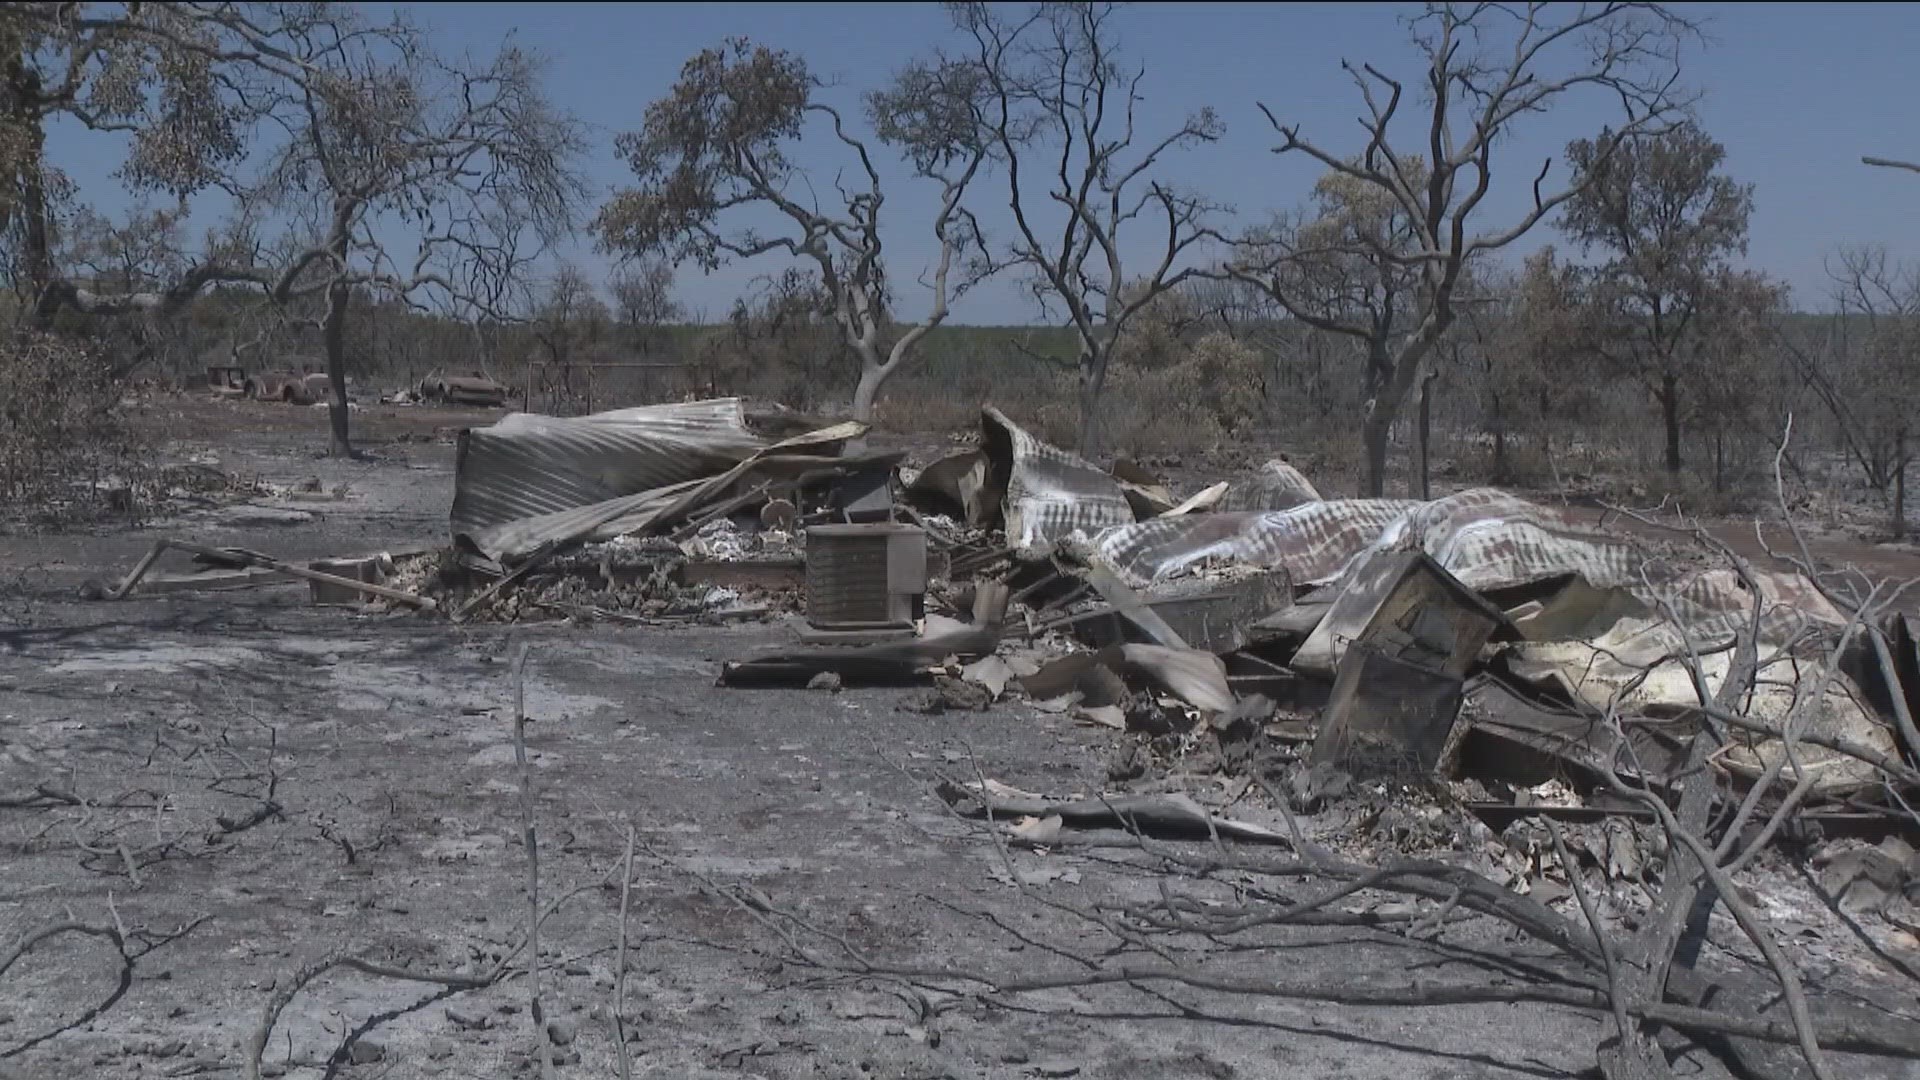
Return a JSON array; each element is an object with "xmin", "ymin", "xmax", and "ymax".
[{"xmin": 94, "ymin": 397, "xmax": 1920, "ymax": 893}]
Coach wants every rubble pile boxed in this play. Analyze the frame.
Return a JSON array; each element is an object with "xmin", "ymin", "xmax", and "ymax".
[
  {"xmin": 386, "ymin": 534, "xmax": 797, "ymax": 625},
  {"xmin": 85, "ymin": 397, "xmax": 1920, "ymax": 911}
]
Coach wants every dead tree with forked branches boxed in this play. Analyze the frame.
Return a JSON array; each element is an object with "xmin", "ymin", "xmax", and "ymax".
[
  {"xmin": 1223, "ymin": 2, "xmax": 1697, "ymax": 497},
  {"xmin": 595, "ymin": 37, "xmax": 989, "ymax": 423},
  {"xmin": 936, "ymin": 1, "xmax": 1225, "ymax": 454}
]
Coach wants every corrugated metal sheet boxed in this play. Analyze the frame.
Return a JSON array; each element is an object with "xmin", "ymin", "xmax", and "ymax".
[
  {"xmin": 1354, "ymin": 489, "xmax": 1847, "ymax": 639},
  {"xmin": 449, "ymin": 399, "xmax": 768, "ymax": 548},
  {"xmin": 450, "ymin": 399, "xmax": 770, "ymax": 557},
  {"xmin": 1357, "ymin": 489, "xmax": 1645, "ymax": 594},
  {"xmin": 1091, "ymin": 500, "xmax": 1422, "ymax": 588},
  {"xmin": 464, "ymin": 423, "xmax": 867, "ymax": 562},
  {"xmin": 1098, "ymin": 485, "xmax": 1847, "ymax": 658},
  {"xmin": 461, "ymin": 477, "xmax": 704, "ymax": 562},
  {"xmin": 1220, "ymin": 459, "xmax": 1322, "ymax": 512},
  {"xmin": 983, "ymin": 407, "xmax": 1135, "ymax": 551}
]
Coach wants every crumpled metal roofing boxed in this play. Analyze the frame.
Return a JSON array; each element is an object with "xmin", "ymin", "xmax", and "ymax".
[
  {"xmin": 983, "ymin": 407, "xmax": 1135, "ymax": 551},
  {"xmin": 1357, "ymin": 489, "xmax": 1645, "ymax": 594},
  {"xmin": 1352, "ymin": 488, "xmax": 1846, "ymax": 641},
  {"xmin": 1091, "ymin": 500, "xmax": 1422, "ymax": 588},
  {"xmin": 1507, "ymin": 615, "xmax": 1890, "ymax": 793},
  {"xmin": 450, "ymin": 399, "xmax": 768, "ymax": 557},
  {"xmin": 457, "ymin": 421, "xmax": 866, "ymax": 563},
  {"xmin": 1220, "ymin": 459, "xmax": 1322, "ymax": 512}
]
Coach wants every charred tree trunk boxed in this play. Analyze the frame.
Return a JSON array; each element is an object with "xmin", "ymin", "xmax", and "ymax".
[
  {"xmin": 323, "ymin": 280, "xmax": 354, "ymax": 457},
  {"xmin": 4, "ymin": 49, "xmax": 53, "ymax": 305},
  {"xmin": 1896, "ymin": 429, "xmax": 1908, "ymax": 541},
  {"xmin": 1488, "ymin": 390, "xmax": 1508, "ymax": 483},
  {"xmin": 1360, "ymin": 405, "xmax": 1393, "ymax": 499},
  {"xmin": 1077, "ymin": 347, "xmax": 1107, "ymax": 457},
  {"xmin": 1358, "ymin": 339, "xmax": 1398, "ymax": 498},
  {"xmin": 1416, "ymin": 371, "xmax": 1437, "ymax": 501},
  {"xmin": 18, "ymin": 141, "xmax": 49, "ymax": 304},
  {"xmin": 1660, "ymin": 372, "xmax": 1682, "ymax": 475}
]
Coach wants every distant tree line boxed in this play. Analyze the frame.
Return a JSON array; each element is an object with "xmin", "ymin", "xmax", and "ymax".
[{"xmin": 1, "ymin": 2, "xmax": 1915, "ymax": 533}]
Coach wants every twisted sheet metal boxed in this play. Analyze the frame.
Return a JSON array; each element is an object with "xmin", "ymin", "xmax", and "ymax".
[
  {"xmin": 1219, "ymin": 459, "xmax": 1323, "ymax": 512},
  {"xmin": 1355, "ymin": 488, "xmax": 1846, "ymax": 642},
  {"xmin": 1099, "ymin": 484, "xmax": 1845, "ymax": 660},
  {"xmin": 459, "ymin": 423, "xmax": 866, "ymax": 563},
  {"xmin": 1361, "ymin": 489, "xmax": 1646, "ymax": 593},
  {"xmin": 984, "ymin": 407, "xmax": 1135, "ymax": 551},
  {"xmin": 449, "ymin": 399, "xmax": 767, "ymax": 553},
  {"xmin": 1091, "ymin": 500, "xmax": 1422, "ymax": 588}
]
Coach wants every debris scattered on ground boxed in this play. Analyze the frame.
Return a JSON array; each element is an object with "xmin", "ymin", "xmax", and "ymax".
[{"xmin": 81, "ymin": 396, "xmax": 1920, "ymax": 906}]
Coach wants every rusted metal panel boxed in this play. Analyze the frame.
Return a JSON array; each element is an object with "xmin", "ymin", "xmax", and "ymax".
[
  {"xmin": 1069, "ymin": 570, "xmax": 1293, "ymax": 655},
  {"xmin": 1292, "ymin": 550, "xmax": 1506, "ymax": 679}
]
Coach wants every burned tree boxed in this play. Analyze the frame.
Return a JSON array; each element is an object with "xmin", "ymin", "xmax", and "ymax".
[
  {"xmin": 594, "ymin": 38, "xmax": 987, "ymax": 422},
  {"xmin": 0, "ymin": 2, "xmax": 247, "ymax": 306},
  {"xmin": 1556, "ymin": 120, "xmax": 1760, "ymax": 476},
  {"xmin": 942, "ymin": 1, "xmax": 1223, "ymax": 454},
  {"xmin": 1784, "ymin": 248, "xmax": 1920, "ymax": 538},
  {"xmin": 609, "ymin": 259, "xmax": 680, "ymax": 358},
  {"xmin": 1, "ymin": 5, "xmax": 584, "ymax": 455},
  {"xmin": 1227, "ymin": 164, "xmax": 1429, "ymax": 491},
  {"xmin": 526, "ymin": 264, "xmax": 614, "ymax": 411},
  {"xmin": 220, "ymin": 10, "xmax": 584, "ymax": 456},
  {"xmin": 1230, "ymin": 2, "xmax": 1695, "ymax": 496}
]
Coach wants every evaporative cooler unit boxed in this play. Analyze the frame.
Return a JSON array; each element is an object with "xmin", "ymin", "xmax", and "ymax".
[{"xmin": 804, "ymin": 523, "xmax": 928, "ymax": 630}]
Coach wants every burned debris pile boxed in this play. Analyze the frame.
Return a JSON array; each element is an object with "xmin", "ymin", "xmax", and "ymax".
[
  {"xmin": 84, "ymin": 398, "xmax": 1920, "ymax": 876},
  {"xmin": 75, "ymin": 395, "xmax": 1920, "ymax": 1071}
]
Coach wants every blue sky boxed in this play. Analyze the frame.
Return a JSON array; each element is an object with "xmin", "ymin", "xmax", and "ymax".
[{"xmin": 44, "ymin": 2, "xmax": 1920, "ymax": 323}]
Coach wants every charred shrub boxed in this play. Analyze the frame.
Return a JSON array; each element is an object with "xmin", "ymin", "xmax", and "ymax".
[{"xmin": 0, "ymin": 331, "xmax": 152, "ymax": 527}]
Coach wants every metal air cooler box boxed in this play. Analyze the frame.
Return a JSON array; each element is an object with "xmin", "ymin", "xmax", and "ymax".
[{"xmin": 804, "ymin": 523, "xmax": 928, "ymax": 629}]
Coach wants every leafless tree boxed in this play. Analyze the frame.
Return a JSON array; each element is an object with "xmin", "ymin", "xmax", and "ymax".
[
  {"xmin": 1226, "ymin": 2, "xmax": 1696, "ymax": 496},
  {"xmin": 940, "ymin": 1, "xmax": 1224, "ymax": 454},
  {"xmin": 594, "ymin": 38, "xmax": 987, "ymax": 422}
]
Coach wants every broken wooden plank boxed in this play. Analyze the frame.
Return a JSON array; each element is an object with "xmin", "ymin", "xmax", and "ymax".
[{"xmin": 95, "ymin": 539, "xmax": 437, "ymax": 612}]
